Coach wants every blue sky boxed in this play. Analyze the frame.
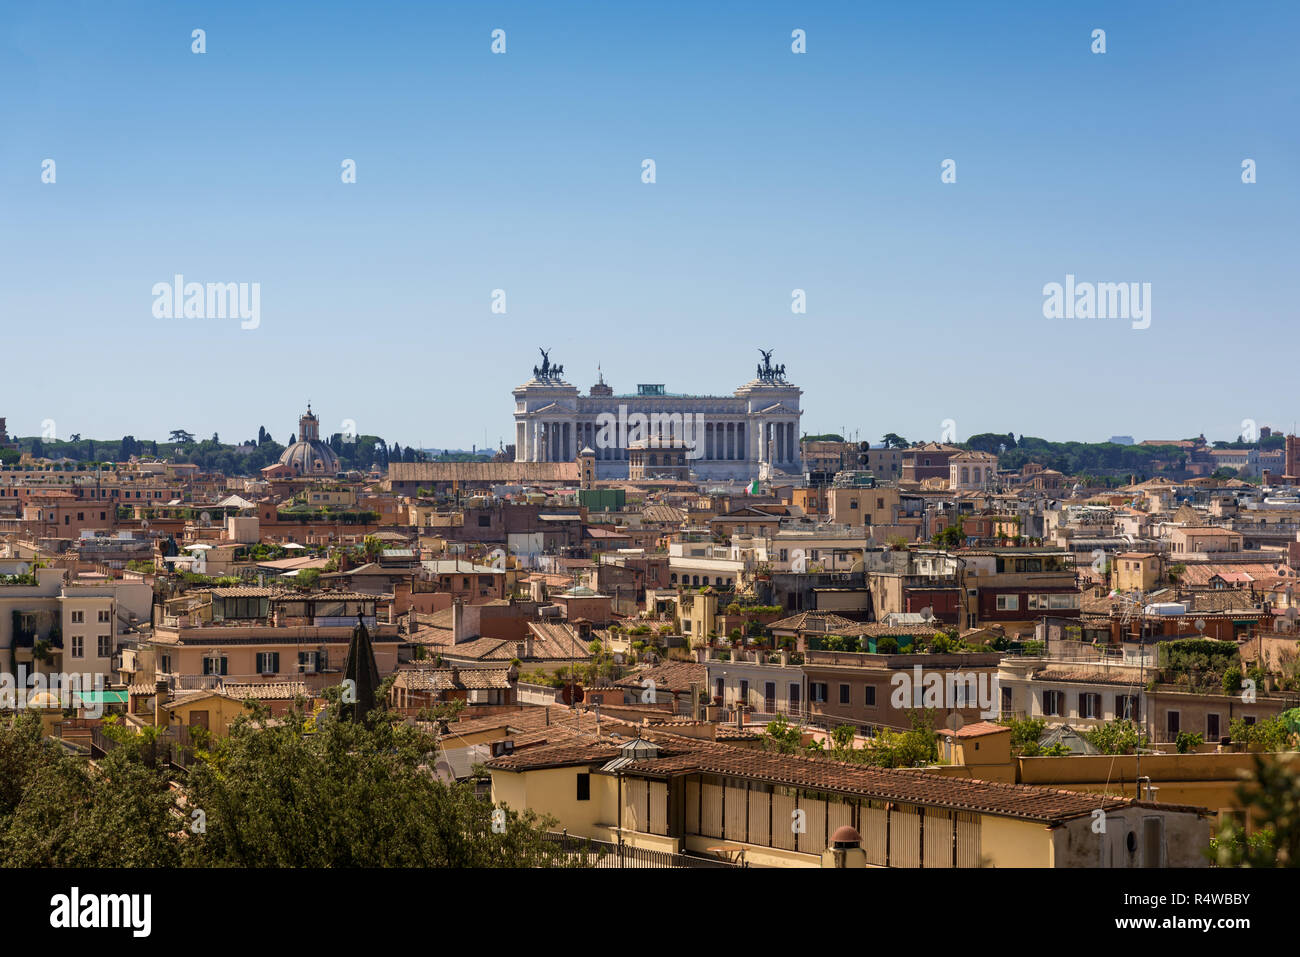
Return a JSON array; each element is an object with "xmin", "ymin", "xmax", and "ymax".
[{"xmin": 2, "ymin": 1, "xmax": 1296, "ymax": 450}]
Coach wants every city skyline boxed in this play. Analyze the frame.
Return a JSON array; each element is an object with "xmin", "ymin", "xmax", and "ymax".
[{"xmin": 2, "ymin": 1, "xmax": 1296, "ymax": 446}]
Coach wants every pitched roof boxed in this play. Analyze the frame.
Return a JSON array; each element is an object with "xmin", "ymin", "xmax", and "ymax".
[
  {"xmin": 388, "ymin": 462, "xmax": 578, "ymax": 483},
  {"xmin": 768, "ymin": 611, "xmax": 859, "ymax": 634},
  {"xmin": 613, "ymin": 660, "xmax": 706, "ymax": 693},
  {"xmin": 484, "ymin": 728, "xmax": 1202, "ymax": 824},
  {"xmin": 937, "ymin": 721, "xmax": 1011, "ymax": 739},
  {"xmin": 394, "ymin": 666, "xmax": 514, "ymax": 691}
]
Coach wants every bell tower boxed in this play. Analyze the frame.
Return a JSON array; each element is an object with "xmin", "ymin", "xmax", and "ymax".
[{"xmin": 299, "ymin": 404, "xmax": 320, "ymax": 443}]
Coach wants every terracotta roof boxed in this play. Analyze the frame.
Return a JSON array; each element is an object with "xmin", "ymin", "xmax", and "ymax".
[
  {"xmin": 641, "ymin": 505, "xmax": 687, "ymax": 524},
  {"xmin": 937, "ymin": 721, "xmax": 1011, "ymax": 739},
  {"xmin": 768, "ymin": 611, "xmax": 859, "ymax": 634},
  {"xmin": 840, "ymin": 622, "xmax": 939, "ymax": 638},
  {"xmin": 394, "ymin": 667, "xmax": 514, "ymax": 691},
  {"xmin": 525, "ymin": 621, "xmax": 596, "ymax": 662},
  {"xmin": 612, "ymin": 746, "xmax": 1201, "ymax": 824},
  {"xmin": 483, "ymin": 723, "xmax": 1203, "ymax": 823},
  {"xmin": 221, "ymin": 681, "xmax": 311, "ymax": 700},
  {"xmin": 613, "ymin": 660, "xmax": 705, "ymax": 693},
  {"xmin": 1035, "ymin": 668, "xmax": 1143, "ymax": 686},
  {"xmin": 388, "ymin": 462, "xmax": 578, "ymax": 483},
  {"xmin": 440, "ymin": 637, "xmax": 519, "ymax": 662},
  {"xmin": 485, "ymin": 740, "xmax": 624, "ymax": 771}
]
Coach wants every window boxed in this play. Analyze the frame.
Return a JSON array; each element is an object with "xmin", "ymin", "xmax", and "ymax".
[
  {"xmin": 849, "ymin": 499, "xmax": 858, "ymax": 509},
  {"xmin": 864, "ymin": 685, "xmax": 876, "ymax": 707},
  {"xmin": 764, "ymin": 682, "xmax": 776, "ymax": 711},
  {"xmin": 1116, "ymin": 695, "xmax": 1139, "ymax": 721},
  {"xmin": 1206, "ymin": 713, "xmax": 1221, "ymax": 741},
  {"xmin": 996, "ymin": 594, "xmax": 1019, "ymax": 611},
  {"xmin": 256, "ymin": 652, "xmax": 280, "ymax": 674},
  {"xmin": 788, "ymin": 683, "xmax": 801, "ymax": 709},
  {"xmin": 839, "ymin": 683, "xmax": 851, "ymax": 705},
  {"xmin": 477, "ymin": 515, "xmax": 491, "ymax": 527},
  {"xmin": 70, "ymin": 636, "xmax": 84, "ymax": 658},
  {"xmin": 1166, "ymin": 710, "xmax": 1180, "ymax": 736},
  {"xmin": 1043, "ymin": 690, "xmax": 1063, "ymax": 716},
  {"xmin": 71, "ymin": 611, "xmax": 84, "ymax": 624},
  {"xmin": 739, "ymin": 679, "xmax": 749, "ymax": 703},
  {"xmin": 1080, "ymin": 693, "xmax": 1101, "ymax": 719},
  {"xmin": 576, "ymin": 773, "xmax": 590, "ymax": 801},
  {"xmin": 299, "ymin": 651, "xmax": 319, "ymax": 672},
  {"xmin": 809, "ymin": 682, "xmax": 828, "ymax": 703},
  {"xmin": 715, "ymin": 678, "xmax": 724, "ymax": 699},
  {"xmin": 98, "ymin": 609, "xmax": 110, "ymax": 623},
  {"xmin": 97, "ymin": 635, "xmax": 111, "ymax": 657},
  {"xmin": 203, "ymin": 655, "xmax": 229, "ymax": 677}
]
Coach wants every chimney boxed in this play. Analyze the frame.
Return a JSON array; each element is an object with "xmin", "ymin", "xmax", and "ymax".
[
  {"xmin": 449, "ymin": 664, "xmax": 460, "ymax": 686},
  {"xmin": 452, "ymin": 597, "xmax": 467, "ymax": 644},
  {"xmin": 1264, "ymin": 469, "xmax": 1272, "ymax": 486}
]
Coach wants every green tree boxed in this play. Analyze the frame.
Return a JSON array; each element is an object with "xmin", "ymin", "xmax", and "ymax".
[
  {"xmin": 1083, "ymin": 719, "xmax": 1147, "ymax": 755},
  {"xmin": 0, "ymin": 714, "xmax": 181, "ymax": 866},
  {"xmin": 1213, "ymin": 755, "xmax": 1300, "ymax": 867},
  {"xmin": 763, "ymin": 715, "xmax": 804, "ymax": 755},
  {"xmin": 181, "ymin": 695, "xmax": 561, "ymax": 867},
  {"xmin": 931, "ymin": 524, "xmax": 964, "ymax": 549},
  {"xmin": 1001, "ymin": 716, "xmax": 1048, "ymax": 756}
]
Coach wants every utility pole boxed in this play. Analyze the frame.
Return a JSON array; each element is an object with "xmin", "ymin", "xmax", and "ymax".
[{"xmin": 1136, "ymin": 607, "xmax": 1146, "ymax": 799}]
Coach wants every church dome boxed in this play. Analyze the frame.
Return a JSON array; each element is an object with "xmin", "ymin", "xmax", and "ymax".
[{"xmin": 279, "ymin": 405, "xmax": 341, "ymax": 476}]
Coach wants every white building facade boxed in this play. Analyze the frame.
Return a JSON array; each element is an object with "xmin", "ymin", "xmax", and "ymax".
[{"xmin": 512, "ymin": 353, "xmax": 804, "ymax": 482}]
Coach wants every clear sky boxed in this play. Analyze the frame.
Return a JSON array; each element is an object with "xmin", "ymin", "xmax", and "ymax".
[{"xmin": 2, "ymin": 1, "xmax": 1296, "ymax": 450}]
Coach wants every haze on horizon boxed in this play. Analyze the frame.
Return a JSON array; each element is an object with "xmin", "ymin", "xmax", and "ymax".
[{"xmin": 2, "ymin": 1, "xmax": 1295, "ymax": 449}]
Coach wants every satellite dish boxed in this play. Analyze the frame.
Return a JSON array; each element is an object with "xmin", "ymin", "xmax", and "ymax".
[
  {"xmin": 1194, "ymin": 619, "xmax": 1206, "ymax": 633},
  {"xmin": 920, "ymin": 607, "xmax": 934, "ymax": 622},
  {"xmin": 946, "ymin": 712, "xmax": 965, "ymax": 733}
]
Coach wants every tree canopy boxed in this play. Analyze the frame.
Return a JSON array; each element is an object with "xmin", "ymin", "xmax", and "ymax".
[{"xmin": 0, "ymin": 692, "xmax": 564, "ymax": 867}]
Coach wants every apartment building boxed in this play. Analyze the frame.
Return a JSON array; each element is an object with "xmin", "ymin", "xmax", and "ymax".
[
  {"xmin": 486, "ymin": 729, "xmax": 1210, "ymax": 867},
  {"xmin": 801, "ymin": 649, "xmax": 1003, "ymax": 733},
  {"xmin": 137, "ymin": 587, "xmax": 401, "ymax": 689},
  {"xmin": 0, "ymin": 564, "xmax": 150, "ymax": 681}
]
